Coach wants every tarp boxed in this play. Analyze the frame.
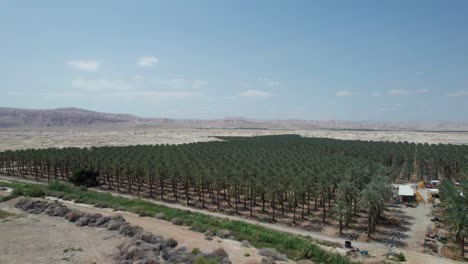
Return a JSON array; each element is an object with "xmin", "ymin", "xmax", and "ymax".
[{"xmin": 398, "ymin": 185, "xmax": 414, "ymax": 196}]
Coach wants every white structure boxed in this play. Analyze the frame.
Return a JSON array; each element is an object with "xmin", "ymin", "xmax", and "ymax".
[
  {"xmin": 430, "ymin": 180, "xmax": 441, "ymax": 187},
  {"xmin": 397, "ymin": 185, "xmax": 415, "ymax": 202}
]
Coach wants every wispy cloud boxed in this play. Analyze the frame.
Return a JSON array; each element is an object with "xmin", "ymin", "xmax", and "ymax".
[
  {"xmin": 66, "ymin": 76, "xmax": 202, "ymax": 101},
  {"xmin": 67, "ymin": 60, "xmax": 99, "ymax": 72},
  {"xmin": 415, "ymin": 89, "xmax": 430, "ymax": 94},
  {"xmin": 151, "ymin": 78, "xmax": 206, "ymax": 89},
  {"xmin": 137, "ymin": 56, "xmax": 159, "ymax": 67},
  {"xmin": 374, "ymin": 89, "xmax": 429, "ymax": 97},
  {"xmin": 72, "ymin": 78, "xmax": 134, "ymax": 92},
  {"xmin": 101, "ymin": 90, "xmax": 200, "ymax": 100},
  {"xmin": 6, "ymin": 91, "xmax": 24, "ymax": 96},
  {"xmin": 41, "ymin": 92, "xmax": 84, "ymax": 99},
  {"xmin": 387, "ymin": 89, "xmax": 409, "ymax": 96},
  {"xmin": 445, "ymin": 90, "xmax": 468, "ymax": 97},
  {"xmin": 237, "ymin": 89, "xmax": 271, "ymax": 99},
  {"xmin": 379, "ymin": 104, "xmax": 402, "ymax": 112},
  {"xmin": 258, "ymin": 77, "xmax": 280, "ymax": 87},
  {"xmin": 336, "ymin": 90, "xmax": 353, "ymax": 97}
]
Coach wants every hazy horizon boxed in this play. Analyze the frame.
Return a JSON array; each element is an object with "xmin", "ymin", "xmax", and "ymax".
[{"xmin": 1, "ymin": 1, "xmax": 468, "ymax": 122}]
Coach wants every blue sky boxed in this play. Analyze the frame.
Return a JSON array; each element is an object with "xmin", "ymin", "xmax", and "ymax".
[{"xmin": 1, "ymin": 1, "xmax": 467, "ymax": 121}]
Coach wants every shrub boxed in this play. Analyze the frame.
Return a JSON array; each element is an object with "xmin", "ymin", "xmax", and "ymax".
[
  {"xmin": 193, "ymin": 256, "xmax": 218, "ymax": 264},
  {"xmin": 258, "ymin": 248, "xmax": 287, "ymax": 261},
  {"xmin": 69, "ymin": 168, "xmax": 99, "ymax": 187},
  {"xmin": 13, "ymin": 185, "xmax": 44, "ymax": 197},
  {"xmin": 12, "ymin": 186, "xmax": 24, "ymax": 196},
  {"xmin": 398, "ymin": 252, "xmax": 406, "ymax": 262},
  {"xmin": 48, "ymin": 180, "xmax": 70, "ymax": 192},
  {"xmin": 26, "ymin": 185, "xmax": 44, "ymax": 197},
  {"xmin": 192, "ymin": 248, "xmax": 202, "ymax": 255}
]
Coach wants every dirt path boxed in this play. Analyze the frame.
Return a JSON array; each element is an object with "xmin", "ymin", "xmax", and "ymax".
[
  {"xmin": 1, "ymin": 175, "xmax": 462, "ymax": 264},
  {"xmin": 0, "ymin": 200, "xmax": 126, "ymax": 264},
  {"xmin": 402, "ymin": 189, "xmax": 433, "ymax": 251}
]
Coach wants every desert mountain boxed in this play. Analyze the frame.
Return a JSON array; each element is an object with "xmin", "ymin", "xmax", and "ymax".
[
  {"xmin": 0, "ymin": 107, "xmax": 142, "ymax": 128},
  {"xmin": 1, "ymin": 107, "xmax": 468, "ymax": 131}
]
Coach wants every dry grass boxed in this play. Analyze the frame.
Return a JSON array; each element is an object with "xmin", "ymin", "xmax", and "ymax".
[{"xmin": 0, "ymin": 209, "xmax": 16, "ymax": 219}]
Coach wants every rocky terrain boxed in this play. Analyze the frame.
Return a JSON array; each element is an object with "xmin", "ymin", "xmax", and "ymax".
[{"xmin": 13, "ymin": 198, "xmax": 232, "ymax": 264}]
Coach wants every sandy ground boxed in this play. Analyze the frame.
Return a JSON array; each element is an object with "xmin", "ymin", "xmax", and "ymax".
[
  {"xmin": 0, "ymin": 195, "xmax": 274, "ymax": 264},
  {"xmin": 0, "ymin": 201, "xmax": 126, "ymax": 264},
  {"xmin": 1, "ymin": 126, "xmax": 468, "ymax": 151},
  {"xmin": 48, "ymin": 198, "xmax": 272, "ymax": 264}
]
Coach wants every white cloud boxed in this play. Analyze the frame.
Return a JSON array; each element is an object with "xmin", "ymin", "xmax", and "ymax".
[
  {"xmin": 258, "ymin": 77, "xmax": 280, "ymax": 87},
  {"xmin": 67, "ymin": 60, "xmax": 99, "ymax": 72},
  {"xmin": 445, "ymin": 90, "xmax": 468, "ymax": 97},
  {"xmin": 137, "ymin": 56, "xmax": 159, "ymax": 67},
  {"xmin": 415, "ymin": 89, "xmax": 430, "ymax": 94},
  {"xmin": 134, "ymin": 74, "xmax": 144, "ymax": 82},
  {"xmin": 6, "ymin": 91, "xmax": 24, "ymax": 96},
  {"xmin": 151, "ymin": 78, "xmax": 206, "ymax": 89},
  {"xmin": 379, "ymin": 104, "xmax": 402, "ymax": 112},
  {"xmin": 387, "ymin": 89, "xmax": 409, "ymax": 96},
  {"xmin": 71, "ymin": 78, "xmax": 134, "ymax": 92},
  {"xmin": 41, "ymin": 92, "xmax": 83, "ymax": 99},
  {"xmin": 374, "ymin": 89, "xmax": 428, "ymax": 97},
  {"xmin": 336, "ymin": 90, "xmax": 353, "ymax": 97},
  {"xmin": 104, "ymin": 90, "xmax": 199, "ymax": 100},
  {"xmin": 67, "ymin": 76, "xmax": 202, "ymax": 101},
  {"xmin": 239, "ymin": 89, "xmax": 271, "ymax": 98}
]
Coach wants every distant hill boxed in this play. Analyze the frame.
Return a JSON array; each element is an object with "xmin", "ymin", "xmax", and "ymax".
[
  {"xmin": 1, "ymin": 107, "xmax": 468, "ymax": 131},
  {"xmin": 0, "ymin": 107, "xmax": 142, "ymax": 128}
]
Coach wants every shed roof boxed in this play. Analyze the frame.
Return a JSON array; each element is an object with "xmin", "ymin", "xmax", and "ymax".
[{"xmin": 398, "ymin": 185, "xmax": 414, "ymax": 196}]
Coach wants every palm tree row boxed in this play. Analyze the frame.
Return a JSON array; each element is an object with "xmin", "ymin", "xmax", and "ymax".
[
  {"xmin": 439, "ymin": 180, "xmax": 468, "ymax": 257},
  {"xmin": 0, "ymin": 135, "xmax": 466, "ymax": 232}
]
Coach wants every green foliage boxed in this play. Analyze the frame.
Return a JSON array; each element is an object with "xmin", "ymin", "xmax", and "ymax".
[
  {"xmin": 398, "ymin": 252, "xmax": 406, "ymax": 262},
  {"xmin": 0, "ymin": 194, "xmax": 18, "ymax": 202},
  {"xmin": 191, "ymin": 248, "xmax": 202, "ymax": 255},
  {"xmin": 48, "ymin": 180, "xmax": 71, "ymax": 192},
  {"xmin": 193, "ymin": 256, "xmax": 219, "ymax": 264},
  {"xmin": 63, "ymin": 247, "xmax": 83, "ymax": 253},
  {"xmin": 70, "ymin": 168, "xmax": 99, "ymax": 187},
  {"xmin": 439, "ymin": 180, "xmax": 468, "ymax": 257},
  {"xmin": 12, "ymin": 184, "xmax": 45, "ymax": 197}
]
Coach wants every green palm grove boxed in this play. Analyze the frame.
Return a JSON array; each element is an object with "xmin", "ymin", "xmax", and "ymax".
[
  {"xmin": 439, "ymin": 180, "xmax": 468, "ymax": 257},
  {"xmin": 1, "ymin": 135, "xmax": 467, "ymax": 237}
]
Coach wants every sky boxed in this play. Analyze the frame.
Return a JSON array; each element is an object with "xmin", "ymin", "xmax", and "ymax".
[{"xmin": 1, "ymin": 1, "xmax": 468, "ymax": 121}]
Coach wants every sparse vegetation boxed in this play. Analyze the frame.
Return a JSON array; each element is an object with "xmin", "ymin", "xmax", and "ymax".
[
  {"xmin": 0, "ymin": 209, "xmax": 16, "ymax": 219},
  {"xmin": 63, "ymin": 247, "xmax": 83, "ymax": 253},
  {"xmin": 398, "ymin": 252, "xmax": 406, "ymax": 262},
  {"xmin": 191, "ymin": 248, "xmax": 202, "ymax": 255}
]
